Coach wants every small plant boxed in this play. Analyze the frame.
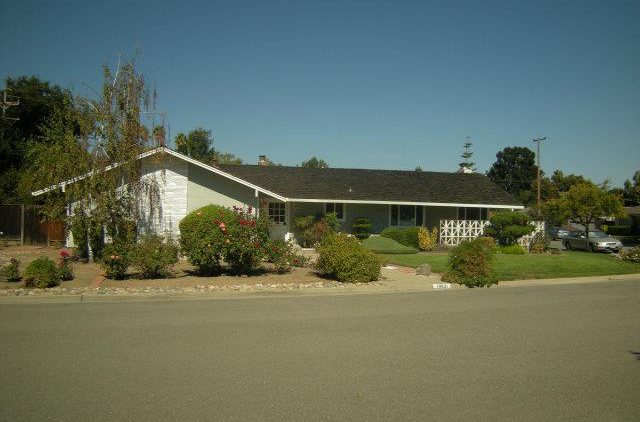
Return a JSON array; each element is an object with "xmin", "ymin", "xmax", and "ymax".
[
  {"xmin": 0, "ymin": 258, "xmax": 21, "ymax": 282},
  {"xmin": 442, "ymin": 238, "xmax": 497, "ymax": 288},
  {"xmin": 418, "ymin": 227, "xmax": 439, "ymax": 251},
  {"xmin": 100, "ymin": 243, "xmax": 131, "ymax": 280},
  {"xmin": 316, "ymin": 234, "xmax": 381, "ymax": 283},
  {"xmin": 496, "ymin": 244, "xmax": 526, "ymax": 254},
  {"xmin": 266, "ymin": 239, "xmax": 309, "ymax": 273},
  {"xmin": 528, "ymin": 231, "xmax": 549, "ymax": 254},
  {"xmin": 23, "ymin": 257, "xmax": 61, "ymax": 288},
  {"xmin": 57, "ymin": 249, "xmax": 74, "ymax": 281},
  {"xmin": 620, "ymin": 246, "xmax": 640, "ymax": 263},
  {"xmin": 484, "ymin": 211, "xmax": 534, "ymax": 246},
  {"xmin": 352, "ymin": 217, "xmax": 372, "ymax": 240},
  {"xmin": 131, "ymin": 234, "xmax": 179, "ymax": 279}
]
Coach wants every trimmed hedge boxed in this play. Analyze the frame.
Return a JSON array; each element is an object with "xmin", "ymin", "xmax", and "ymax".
[
  {"xmin": 361, "ymin": 236, "xmax": 418, "ymax": 254},
  {"xmin": 380, "ymin": 227, "xmax": 420, "ymax": 249},
  {"xmin": 605, "ymin": 225, "xmax": 632, "ymax": 236},
  {"xmin": 316, "ymin": 234, "xmax": 381, "ymax": 283}
]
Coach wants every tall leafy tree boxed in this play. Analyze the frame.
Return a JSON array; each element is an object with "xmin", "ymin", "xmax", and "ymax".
[
  {"xmin": 175, "ymin": 127, "xmax": 214, "ymax": 162},
  {"xmin": 300, "ymin": 156, "xmax": 328, "ymax": 168},
  {"xmin": 22, "ymin": 56, "xmax": 162, "ymax": 258},
  {"xmin": 213, "ymin": 152, "xmax": 243, "ymax": 165},
  {"xmin": 622, "ymin": 170, "xmax": 640, "ymax": 206},
  {"xmin": 0, "ymin": 76, "xmax": 74, "ymax": 203},
  {"xmin": 545, "ymin": 182, "xmax": 625, "ymax": 250},
  {"xmin": 487, "ymin": 146, "xmax": 538, "ymax": 205}
]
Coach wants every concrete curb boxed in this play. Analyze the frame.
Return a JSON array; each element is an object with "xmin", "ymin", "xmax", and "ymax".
[{"xmin": 1, "ymin": 273, "xmax": 638, "ymax": 304}]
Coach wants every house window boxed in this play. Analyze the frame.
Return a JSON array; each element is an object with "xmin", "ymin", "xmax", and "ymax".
[
  {"xmin": 389, "ymin": 205, "xmax": 423, "ymax": 227},
  {"xmin": 325, "ymin": 203, "xmax": 345, "ymax": 221},
  {"xmin": 268, "ymin": 202, "xmax": 286, "ymax": 224},
  {"xmin": 457, "ymin": 207, "xmax": 487, "ymax": 220}
]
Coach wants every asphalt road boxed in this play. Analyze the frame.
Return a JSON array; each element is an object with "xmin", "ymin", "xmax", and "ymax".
[{"xmin": 1, "ymin": 281, "xmax": 639, "ymax": 421}]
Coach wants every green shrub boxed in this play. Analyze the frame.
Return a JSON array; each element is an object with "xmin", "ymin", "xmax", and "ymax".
[
  {"xmin": 352, "ymin": 217, "xmax": 372, "ymax": 240},
  {"xmin": 131, "ymin": 234, "xmax": 179, "ymax": 278},
  {"xmin": 0, "ymin": 258, "xmax": 21, "ymax": 282},
  {"xmin": 266, "ymin": 239, "xmax": 310, "ymax": 273},
  {"xmin": 496, "ymin": 244, "xmax": 526, "ymax": 254},
  {"xmin": 179, "ymin": 204, "xmax": 270, "ymax": 275},
  {"xmin": 605, "ymin": 225, "xmax": 632, "ymax": 236},
  {"xmin": 23, "ymin": 257, "xmax": 61, "ymax": 288},
  {"xmin": 620, "ymin": 246, "xmax": 640, "ymax": 263},
  {"xmin": 294, "ymin": 213, "xmax": 341, "ymax": 247},
  {"xmin": 418, "ymin": 227, "xmax": 438, "ymax": 251},
  {"xmin": 57, "ymin": 250, "xmax": 74, "ymax": 281},
  {"xmin": 100, "ymin": 243, "xmax": 131, "ymax": 280},
  {"xmin": 528, "ymin": 231, "xmax": 549, "ymax": 254},
  {"xmin": 316, "ymin": 234, "xmax": 381, "ymax": 283},
  {"xmin": 484, "ymin": 211, "xmax": 534, "ymax": 246},
  {"xmin": 89, "ymin": 218, "xmax": 105, "ymax": 261},
  {"xmin": 442, "ymin": 238, "xmax": 497, "ymax": 288},
  {"xmin": 380, "ymin": 227, "xmax": 420, "ymax": 249}
]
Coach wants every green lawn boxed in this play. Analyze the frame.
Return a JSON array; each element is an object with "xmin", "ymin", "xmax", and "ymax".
[
  {"xmin": 361, "ymin": 236, "xmax": 417, "ymax": 254},
  {"xmin": 379, "ymin": 251, "xmax": 640, "ymax": 281}
]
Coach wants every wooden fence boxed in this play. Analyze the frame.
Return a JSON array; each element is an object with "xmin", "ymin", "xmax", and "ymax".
[{"xmin": 0, "ymin": 205, "xmax": 65, "ymax": 247}]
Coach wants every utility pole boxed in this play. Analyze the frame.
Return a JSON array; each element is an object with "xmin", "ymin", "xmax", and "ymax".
[
  {"xmin": 0, "ymin": 89, "xmax": 20, "ymax": 146},
  {"xmin": 533, "ymin": 136, "xmax": 547, "ymax": 216}
]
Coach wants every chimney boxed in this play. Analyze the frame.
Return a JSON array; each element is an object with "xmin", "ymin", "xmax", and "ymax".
[{"xmin": 258, "ymin": 155, "xmax": 269, "ymax": 166}]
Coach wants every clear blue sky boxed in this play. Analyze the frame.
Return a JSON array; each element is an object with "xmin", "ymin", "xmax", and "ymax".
[{"xmin": 1, "ymin": 0, "xmax": 639, "ymax": 186}]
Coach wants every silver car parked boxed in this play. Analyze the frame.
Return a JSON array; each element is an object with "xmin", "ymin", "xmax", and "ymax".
[{"xmin": 563, "ymin": 230, "xmax": 623, "ymax": 252}]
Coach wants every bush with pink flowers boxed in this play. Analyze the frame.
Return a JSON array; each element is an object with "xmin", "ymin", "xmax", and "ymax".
[{"xmin": 179, "ymin": 204, "xmax": 271, "ymax": 275}]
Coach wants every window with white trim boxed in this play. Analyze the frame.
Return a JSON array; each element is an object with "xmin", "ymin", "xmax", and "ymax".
[
  {"xmin": 325, "ymin": 203, "xmax": 345, "ymax": 221},
  {"xmin": 268, "ymin": 202, "xmax": 286, "ymax": 224}
]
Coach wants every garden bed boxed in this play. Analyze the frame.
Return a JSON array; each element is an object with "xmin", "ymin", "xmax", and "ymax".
[{"xmin": 0, "ymin": 246, "xmax": 322, "ymax": 290}]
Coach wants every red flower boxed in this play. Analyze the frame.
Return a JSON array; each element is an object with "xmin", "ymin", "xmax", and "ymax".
[{"xmin": 60, "ymin": 250, "xmax": 70, "ymax": 257}]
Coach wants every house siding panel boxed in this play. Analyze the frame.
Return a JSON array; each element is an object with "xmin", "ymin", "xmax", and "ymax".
[{"xmin": 187, "ymin": 163, "xmax": 258, "ymax": 212}]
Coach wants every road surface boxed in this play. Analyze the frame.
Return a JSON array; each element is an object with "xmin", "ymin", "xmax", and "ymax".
[{"xmin": 1, "ymin": 280, "xmax": 639, "ymax": 421}]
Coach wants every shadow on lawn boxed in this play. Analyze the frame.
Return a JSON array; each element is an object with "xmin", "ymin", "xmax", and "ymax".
[{"xmin": 630, "ymin": 351, "xmax": 640, "ymax": 361}]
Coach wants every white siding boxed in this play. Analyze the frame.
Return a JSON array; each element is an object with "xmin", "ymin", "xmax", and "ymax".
[{"xmin": 138, "ymin": 156, "xmax": 189, "ymax": 238}]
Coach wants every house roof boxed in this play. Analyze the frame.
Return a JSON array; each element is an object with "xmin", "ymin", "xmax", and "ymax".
[
  {"xmin": 218, "ymin": 164, "xmax": 521, "ymax": 208},
  {"xmin": 32, "ymin": 147, "xmax": 522, "ymax": 208}
]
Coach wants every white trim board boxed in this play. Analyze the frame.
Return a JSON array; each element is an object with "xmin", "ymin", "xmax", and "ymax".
[
  {"xmin": 287, "ymin": 198, "xmax": 523, "ymax": 209},
  {"xmin": 32, "ymin": 147, "xmax": 287, "ymax": 202}
]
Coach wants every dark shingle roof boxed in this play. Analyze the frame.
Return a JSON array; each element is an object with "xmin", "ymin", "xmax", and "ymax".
[{"xmin": 218, "ymin": 164, "xmax": 520, "ymax": 206}]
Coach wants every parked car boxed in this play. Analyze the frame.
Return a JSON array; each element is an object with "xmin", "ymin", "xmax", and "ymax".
[
  {"xmin": 548, "ymin": 227, "xmax": 571, "ymax": 240},
  {"xmin": 563, "ymin": 230, "xmax": 623, "ymax": 252}
]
